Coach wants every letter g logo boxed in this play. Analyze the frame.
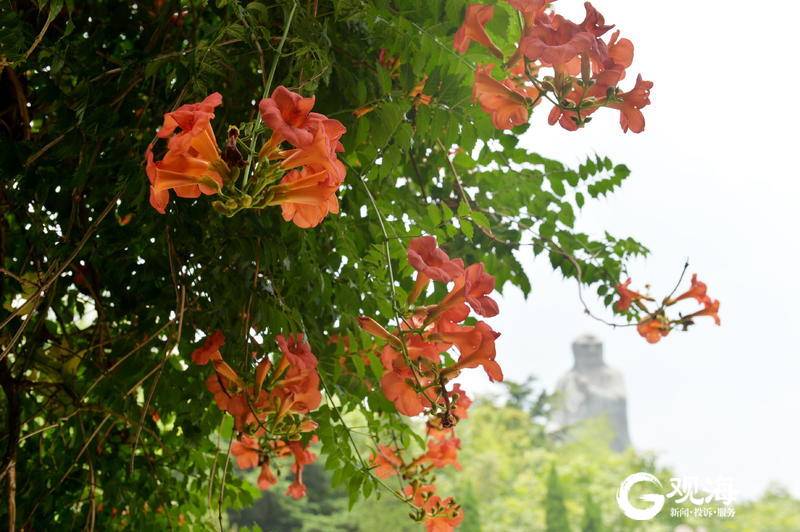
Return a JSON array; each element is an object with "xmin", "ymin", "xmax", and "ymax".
[{"xmin": 616, "ymin": 472, "xmax": 666, "ymax": 521}]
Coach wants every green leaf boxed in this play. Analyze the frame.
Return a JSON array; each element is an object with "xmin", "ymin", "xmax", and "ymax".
[
  {"xmin": 426, "ymin": 203, "xmax": 442, "ymax": 226},
  {"xmin": 461, "ymin": 219, "xmax": 474, "ymax": 239}
]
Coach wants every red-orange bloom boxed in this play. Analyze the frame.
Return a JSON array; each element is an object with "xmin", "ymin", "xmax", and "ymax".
[
  {"xmin": 259, "ymin": 86, "xmax": 319, "ymax": 148},
  {"xmin": 146, "ymin": 144, "xmax": 224, "ymax": 213},
  {"xmin": 380, "ymin": 346, "xmax": 432, "ymax": 416},
  {"xmin": 280, "ymin": 127, "xmax": 347, "ymax": 185},
  {"xmin": 507, "ymin": 0, "xmax": 547, "ymax": 25},
  {"xmin": 257, "ymin": 462, "xmax": 278, "ymax": 490},
  {"xmin": 453, "ymin": 4, "xmax": 503, "ymax": 58},
  {"xmin": 688, "ymin": 299, "xmax": 721, "ymax": 326},
  {"xmin": 405, "ymin": 484, "xmax": 465, "ymax": 532},
  {"xmin": 592, "ymin": 30, "xmax": 634, "ymax": 73},
  {"xmin": 276, "ymin": 333, "xmax": 318, "ymax": 371},
  {"xmin": 284, "ymin": 441, "xmax": 316, "ymax": 499},
  {"xmin": 608, "ymin": 74, "xmax": 653, "ymax": 133},
  {"xmin": 422, "ymin": 437, "xmax": 462, "ymax": 471},
  {"xmin": 408, "ymin": 236, "xmax": 465, "ymax": 283},
  {"xmin": 668, "ymin": 274, "xmax": 708, "ymax": 305},
  {"xmin": 436, "ymin": 262, "xmax": 499, "ymax": 319},
  {"xmin": 450, "ymin": 383, "xmax": 472, "ymax": 421},
  {"xmin": 637, "ymin": 318, "xmax": 671, "ymax": 344},
  {"xmin": 190, "ymin": 330, "xmax": 225, "ymax": 365},
  {"xmin": 473, "ymin": 64, "xmax": 539, "ymax": 130},
  {"xmin": 370, "ymin": 445, "xmax": 404, "ymax": 479},
  {"xmin": 443, "ymin": 321, "xmax": 503, "ymax": 382},
  {"xmin": 424, "ymin": 501, "xmax": 465, "ymax": 532},
  {"xmin": 158, "ymin": 92, "xmax": 222, "ymax": 153},
  {"xmin": 286, "ymin": 477, "xmax": 307, "ymax": 500},
  {"xmin": 269, "ymin": 168, "xmax": 340, "ymax": 228},
  {"xmin": 271, "ymin": 364, "xmax": 322, "ymax": 414},
  {"xmin": 146, "ymin": 93, "xmax": 227, "ymax": 213},
  {"xmin": 519, "ymin": 14, "xmax": 594, "ymax": 66},
  {"xmin": 614, "ymin": 278, "xmax": 646, "ymax": 312},
  {"xmin": 231, "ymin": 435, "xmax": 260, "ymax": 470},
  {"xmin": 579, "ymin": 2, "xmax": 614, "ymax": 38}
]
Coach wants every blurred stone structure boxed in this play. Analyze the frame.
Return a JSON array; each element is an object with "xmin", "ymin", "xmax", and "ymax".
[{"xmin": 552, "ymin": 334, "xmax": 631, "ymax": 451}]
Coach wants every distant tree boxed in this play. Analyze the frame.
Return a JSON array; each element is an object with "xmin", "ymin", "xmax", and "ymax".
[
  {"xmin": 581, "ymin": 492, "xmax": 603, "ymax": 532},
  {"xmin": 546, "ymin": 464, "xmax": 571, "ymax": 532}
]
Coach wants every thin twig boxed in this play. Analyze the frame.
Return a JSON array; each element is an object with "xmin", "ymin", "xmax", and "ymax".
[
  {"xmin": 241, "ymin": 1, "xmax": 298, "ymax": 189},
  {"xmin": 128, "ymin": 287, "xmax": 185, "ymax": 474}
]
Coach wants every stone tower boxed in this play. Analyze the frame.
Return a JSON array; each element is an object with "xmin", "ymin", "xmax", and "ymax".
[{"xmin": 552, "ymin": 334, "xmax": 631, "ymax": 451}]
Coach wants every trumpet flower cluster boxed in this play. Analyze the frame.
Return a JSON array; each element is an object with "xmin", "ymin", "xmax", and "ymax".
[
  {"xmin": 359, "ymin": 236, "xmax": 502, "ymax": 419},
  {"xmin": 457, "ymin": 1, "xmax": 653, "ymax": 133},
  {"xmin": 615, "ymin": 274, "xmax": 721, "ymax": 344},
  {"xmin": 358, "ymin": 236, "xmax": 502, "ymax": 531},
  {"xmin": 190, "ymin": 331, "xmax": 322, "ymax": 498},
  {"xmin": 369, "ymin": 385, "xmax": 472, "ymax": 532},
  {"xmin": 145, "ymin": 86, "xmax": 347, "ymax": 227}
]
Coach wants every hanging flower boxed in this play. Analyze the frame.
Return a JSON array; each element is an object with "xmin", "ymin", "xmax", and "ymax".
[
  {"xmin": 472, "ymin": 64, "xmax": 539, "ymax": 130},
  {"xmin": 614, "ymin": 278, "xmax": 647, "ymax": 312},
  {"xmin": 145, "ymin": 93, "xmax": 228, "ymax": 213},
  {"xmin": 190, "ymin": 330, "xmax": 225, "ymax": 365},
  {"xmin": 637, "ymin": 317, "xmax": 671, "ymax": 344},
  {"xmin": 453, "ymin": 4, "xmax": 503, "ymax": 58}
]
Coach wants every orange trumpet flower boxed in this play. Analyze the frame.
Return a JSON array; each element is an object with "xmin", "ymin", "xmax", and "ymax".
[
  {"xmin": 473, "ymin": 64, "xmax": 539, "ymax": 130},
  {"xmin": 453, "ymin": 4, "xmax": 503, "ymax": 58}
]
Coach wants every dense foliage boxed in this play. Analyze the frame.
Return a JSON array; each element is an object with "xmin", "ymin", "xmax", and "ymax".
[{"xmin": 0, "ymin": 0, "xmax": 719, "ymax": 529}]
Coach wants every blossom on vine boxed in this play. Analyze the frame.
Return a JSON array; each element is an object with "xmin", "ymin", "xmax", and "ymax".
[
  {"xmin": 595, "ymin": 30, "xmax": 634, "ymax": 73},
  {"xmin": 268, "ymin": 168, "xmax": 340, "ymax": 228},
  {"xmin": 614, "ymin": 278, "xmax": 647, "ymax": 312},
  {"xmin": 286, "ymin": 477, "xmax": 307, "ymax": 500},
  {"xmin": 407, "ymin": 236, "xmax": 465, "ymax": 303},
  {"xmin": 449, "ymin": 384, "xmax": 472, "ymax": 421},
  {"xmin": 453, "ymin": 4, "xmax": 503, "ymax": 58},
  {"xmin": 436, "ymin": 262, "xmax": 500, "ymax": 319},
  {"xmin": 506, "ymin": 0, "xmax": 547, "ymax": 24},
  {"xmin": 408, "ymin": 236, "xmax": 465, "ymax": 282},
  {"xmin": 405, "ymin": 484, "xmax": 464, "ymax": 532},
  {"xmin": 442, "ymin": 321, "xmax": 503, "ymax": 382},
  {"xmin": 637, "ymin": 317, "xmax": 671, "ymax": 344},
  {"xmin": 190, "ymin": 330, "xmax": 225, "ymax": 365},
  {"xmin": 258, "ymin": 86, "xmax": 319, "ymax": 148},
  {"xmin": 276, "ymin": 333, "xmax": 319, "ymax": 370},
  {"xmin": 145, "ymin": 93, "xmax": 228, "ymax": 213},
  {"xmin": 258, "ymin": 462, "xmax": 278, "ymax": 490},
  {"xmin": 191, "ymin": 329, "xmax": 324, "ymax": 502},
  {"xmin": 370, "ymin": 445, "xmax": 403, "ymax": 479},
  {"xmin": 380, "ymin": 345, "xmax": 432, "ymax": 416},
  {"xmin": 269, "ymin": 359, "xmax": 322, "ymax": 415},
  {"xmin": 462, "ymin": 0, "xmax": 653, "ymax": 134},
  {"xmin": 688, "ymin": 298, "xmax": 721, "ymax": 326},
  {"xmin": 667, "ymin": 274, "xmax": 708, "ymax": 305},
  {"xmin": 519, "ymin": 13, "xmax": 594, "ymax": 66},
  {"xmin": 422, "ymin": 436, "xmax": 462, "ymax": 470},
  {"xmin": 409, "ymin": 76, "xmax": 433, "ymax": 106},
  {"xmin": 472, "ymin": 64, "xmax": 539, "ymax": 130},
  {"xmin": 279, "ymin": 127, "xmax": 346, "ymax": 185},
  {"xmin": 608, "ymin": 74, "xmax": 653, "ymax": 133},
  {"xmin": 231, "ymin": 435, "xmax": 260, "ymax": 469},
  {"xmin": 284, "ymin": 441, "xmax": 316, "ymax": 499}
]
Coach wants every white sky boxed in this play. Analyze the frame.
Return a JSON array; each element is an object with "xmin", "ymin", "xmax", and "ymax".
[{"xmin": 457, "ymin": 0, "xmax": 800, "ymax": 500}]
